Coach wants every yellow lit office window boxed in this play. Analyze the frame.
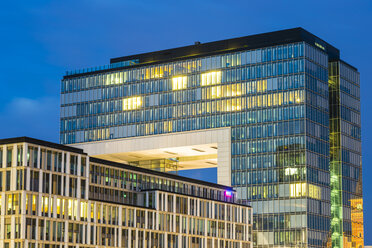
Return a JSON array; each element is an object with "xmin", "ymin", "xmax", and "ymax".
[
  {"xmin": 68, "ymin": 199, "xmax": 73, "ymax": 218},
  {"xmin": 263, "ymin": 186, "xmax": 268, "ymax": 199},
  {"xmin": 211, "ymin": 86, "xmax": 222, "ymax": 98},
  {"xmin": 206, "ymin": 101, "xmax": 211, "ymax": 113},
  {"xmin": 251, "ymin": 96, "xmax": 257, "ymax": 108},
  {"xmin": 50, "ymin": 198, "xmax": 53, "ymax": 214},
  {"xmin": 257, "ymin": 95, "xmax": 262, "ymax": 107},
  {"xmin": 257, "ymin": 80, "xmax": 267, "ymax": 93},
  {"xmin": 74, "ymin": 200, "xmax": 78, "ymax": 219},
  {"xmin": 285, "ymin": 168, "xmax": 298, "ymax": 176},
  {"xmin": 216, "ymin": 100, "xmax": 221, "ymax": 112},
  {"xmin": 25, "ymin": 195, "xmax": 28, "ymax": 212},
  {"xmin": 235, "ymin": 98, "xmax": 242, "ymax": 111},
  {"xmin": 272, "ymin": 94, "xmax": 277, "ymax": 106},
  {"xmin": 105, "ymin": 73, "xmax": 121, "ymax": 85},
  {"xmin": 201, "ymin": 71, "xmax": 221, "ymax": 86},
  {"xmin": 44, "ymin": 196, "xmax": 49, "ymax": 214},
  {"xmin": 295, "ymin": 90, "xmax": 304, "ymax": 103},
  {"xmin": 267, "ymin": 94, "xmax": 272, "ymax": 107},
  {"xmin": 61, "ymin": 199, "xmax": 65, "ymax": 216},
  {"xmin": 224, "ymin": 100, "xmax": 230, "ymax": 112},
  {"xmin": 221, "ymin": 99, "xmax": 242, "ymax": 112},
  {"xmin": 32, "ymin": 195, "xmax": 37, "ymax": 212},
  {"xmin": 81, "ymin": 202, "xmax": 87, "ymax": 219},
  {"xmin": 97, "ymin": 129, "xmax": 101, "ymax": 140},
  {"xmin": 56, "ymin": 198, "xmax": 61, "ymax": 215},
  {"xmin": 172, "ymin": 76, "xmax": 187, "ymax": 90},
  {"xmin": 91, "ymin": 203, "xmax": 94, "ymax": 219},
  {"xmin": 158, "ymin": 66, "xmax": 164, "ymax": 78},
  {"xmin": 290, "ymin": 183, "xmax": 307, "ymax": 197},
  {"xmin": 97, "ymin": 204, "xmax": 101, "ymax": 221},
  {"xmin": 278, "ymin": 92, "xmax": 283, "ymax": 106},
  {"xmin": 232, "ymin": 83, "xmax": 242, "ymax": 96},
  {"xmin": 7, "ymin": 195, "xmax": 12, "ymax": 213},
  {"xmin": 123, "ymin": 96, "xmax": 142, "ymax": 111},
  {"xmin": 290, "ymin": 183, "xmax": 321, "ymax": 199},
  {"xmin": 308, "ymin": 184, "xmax": 321, "ymax": 199}
]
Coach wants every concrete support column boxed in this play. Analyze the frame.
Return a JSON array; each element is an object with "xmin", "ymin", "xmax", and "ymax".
[
  {"xmin": 128, "ymin": 228, "xmax": 131, "ymax": 248},
  {"xmin": 23, "ymin": 143, "xmax": 27, "ymax": 167},
  {"xmin": 12, "ymin": 144, "xmax": 17, "ymax": 167},
  {"xmin": 1, "ymin": 145, "xmax": 6, "ymax": 168},
  {"xmin": 85, "ymin": 157, "xmax": 89, "ymax": 200},
  {"xmin": 77, "ymin": 155, "xmax": 81, "ymax": 198},
  {"xmin": 37, "ymin": 146, "xmax": 41, "ymax": 169}
]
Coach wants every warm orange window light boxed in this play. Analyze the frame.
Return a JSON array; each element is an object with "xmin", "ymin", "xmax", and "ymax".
[
  {"xmin": 123, "ymin": 96, "xmax": 142, "ymax": 111},
  {"xmin": 350, "ymin": 198, "xmax": 364, "ymax": 248},
  {"xmin": 172, "ymin": 76, "xmax": 187, "ymax": 90},
  {"xmin": 32, "ymin": 195, "xmax": 37, "ymax": 212}
]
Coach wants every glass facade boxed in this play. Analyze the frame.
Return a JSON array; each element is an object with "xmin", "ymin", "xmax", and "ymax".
[
  {"xmin": 329, "ymin": 61, "xmax": 363, "ymax": 248},
  {"xmin": 60, "ymin": 29, "xmax": 362, "ymax": 248},
  {"xmin": 61, "ymin": 42, "xmax": 312, "ymax": 144},
  {"xmin": 0, "ymin": 138, "xmax": 252, "ymax": 247}
]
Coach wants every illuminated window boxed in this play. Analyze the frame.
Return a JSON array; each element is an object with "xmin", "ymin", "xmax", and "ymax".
[
  {"xmin": 90, "ymin": 203, "xmax": 94, "ymax": 219},
  {"xmin": 123, "ymin": 97, "xmax": 142, "ymax": 111},
  {"xmin": 295, "ymin": 90, "xmax": 304, "ymax": 103},
  {"xmin": 233, "ymin": 98, "xmax": 242, "ymax": 111},
  {"xmin": 290, "ymin": 183, "xmax": 321, "ymax": 199},
  {"xmin": 231, "ymin": 83, "xmax": 242, "ymax": 96},
  {"xmin": 105, "ymin": 72, "xmax": 122, "ymax": 85},
  {"xmin": 57, "ymin": 198, "xmax": 61, "ymax": 215},
  {"xmin": 211, "ymin": 86, "xmax": 222, "ymax": 98},
  {"xmin": 44, "ymin": 196, "xmax": 49, "ymax": 214},
  {"xmin": 68, "ymin": 199, "xmax": 73, "ymax": 218},
  {"xmin": 201, "ymin": 71, "xmax": 221, "ymax": 86},
  {"xmin": 172, "ymin": 76, "xmax": 187, "ymax": 90},
  {"xmin": 308, "ymin": 184, "xmax": 321, "ymax": 199},
  {"xmin": 285, "ymin": 168, "xmax": 298, "ymax": 176},
  {"xmin": 80, "ymin": 202, "xmax": 87, "ymax": 219},
  {"xmin": 223, "ymin": 99, "xmax": 241, "ymax": 112},
  {"xmin": 7, "ymin": 195, "xmax": 12, "ymax": 213},
  {"xmin": 207, "ymin": 84, "xmax": 242, "ymax": 100},
  {"xmin": 50, "ymin": 198, "xmax": 53, "ymax": 214},
  {"xmin": 32, "ymin": 195, "xmax": 37, "ymax": 212},
  {"xmin": 257, "ymin": 80, "xmax": 267, "ymax": 93}
]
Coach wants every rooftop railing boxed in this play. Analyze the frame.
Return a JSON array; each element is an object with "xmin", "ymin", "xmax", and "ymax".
[{"xmin": 65, "ymin": 59, "xmax": 139, "ymax": 76}]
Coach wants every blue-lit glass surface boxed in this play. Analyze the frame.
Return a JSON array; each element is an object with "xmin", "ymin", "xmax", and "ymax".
[{"xmin": 61, "ymin": 42, "xmax": 334, "ymax": 247}]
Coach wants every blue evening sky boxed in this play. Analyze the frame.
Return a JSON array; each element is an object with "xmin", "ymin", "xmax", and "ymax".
[{"xmin": 0, "ymin": 0, "xmax": 371, "ymax": 241}]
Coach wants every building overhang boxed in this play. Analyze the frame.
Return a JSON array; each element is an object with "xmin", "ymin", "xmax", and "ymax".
[{"xmin": 70, "ymin": 128, "xmax": 232, "ymax": 186}]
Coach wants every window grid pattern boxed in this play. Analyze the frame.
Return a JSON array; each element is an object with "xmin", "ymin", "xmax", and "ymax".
[
  {"xmin": 0, "ymin": 142, "xmax": 252, "ymax": 248},
  {"xmin": 59, "ymin": 42, "xmax": 337, "ymax": 247}
]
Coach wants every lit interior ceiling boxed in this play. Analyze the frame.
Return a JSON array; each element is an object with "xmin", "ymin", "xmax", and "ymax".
[{"xmin": 93, "ymin": 143, "xmax": 218, "ymax": 170}]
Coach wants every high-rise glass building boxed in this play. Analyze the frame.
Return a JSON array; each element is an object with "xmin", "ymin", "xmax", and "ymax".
[{"xmin": 60, "ymin": 28, "xmax": 363, "ymax": 247}]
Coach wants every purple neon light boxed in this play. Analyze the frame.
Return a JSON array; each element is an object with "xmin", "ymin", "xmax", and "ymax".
[{"xmin": 225, "ymin": 190, "xmax": 232, "ymax": 197}]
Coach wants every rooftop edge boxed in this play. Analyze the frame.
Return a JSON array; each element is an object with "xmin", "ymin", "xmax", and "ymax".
[{"xmin": 63, "ymin": 27, "xmax": 341, "ymax": 79}]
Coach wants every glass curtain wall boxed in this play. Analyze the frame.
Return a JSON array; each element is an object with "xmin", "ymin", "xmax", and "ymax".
[
  {"xmin": 329, "ymin": 61, "xmax": 363, "ymax": 248},
  {"xmin": 61, "ymin": 42, "xmax": 334, "ymax": 247}
]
